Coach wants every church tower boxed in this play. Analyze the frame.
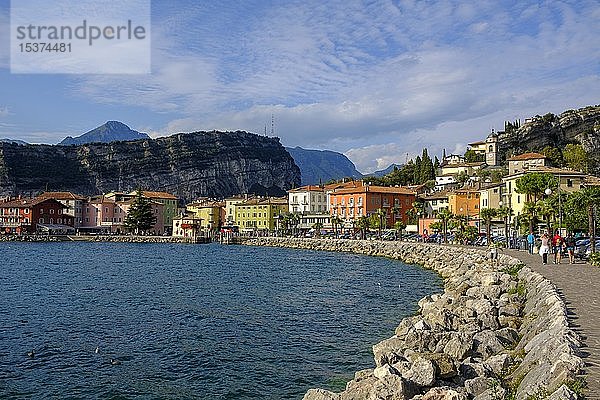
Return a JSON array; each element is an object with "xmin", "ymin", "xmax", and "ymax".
[{"xmin": 485, "ymin": 131, "xmax": 499, "ymax": 166}]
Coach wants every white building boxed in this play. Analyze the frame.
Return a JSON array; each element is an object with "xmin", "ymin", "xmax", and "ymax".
[
  {"xmin": 435, "ymin": 175, "xmax": 459, "ymax": 191},
  {"xmin": 288, "ymin": 186, "xmax": 328, "ymax": 214}
]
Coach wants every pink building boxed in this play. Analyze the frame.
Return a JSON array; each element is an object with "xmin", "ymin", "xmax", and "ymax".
[{"xmin": 81, "ymin": 195, "xmax": 165, "ymax": 234}]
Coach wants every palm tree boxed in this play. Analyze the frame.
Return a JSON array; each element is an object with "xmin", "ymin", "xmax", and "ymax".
[
  {"xmin": 436, "ymin": 208, "xmax": 453, "ymax": 243},
  {"xmin": 522, "ymin": 202, "xmax": 539, "ymax": 234},
  {"xmin": 331, "ymin": 215, "xmax": 343, "ymax": 237},
  {"xmin": 394, "ymin": 221, "xmax": 407, "ymax": 241},
  {"xmin": 312, "ymin": 222, "xmax": 324, "ymax": 237},
  {"xmin": 569, "ymin": 187, "xmax": 600, "ymax": 254},
  {"xmin": 356, "ymin": 215, "xmax": 371, "ymax": 240},
  {"xmin": 537, "ymin": 198, "xmax": 556, "ymax": 232},
  {"xmin": 497, "ymin": 206, "xmax": 514, "ymax": 248},
  {"xmin": 376, "ymin": 208, "xmax": 387, "ymax": 239},
  {"xmin": 290, "ymin": 213, "xmax": 300, "ymax": 235},
  {"xmin": 479, "ymin": 208, "xmax": 497, "ymax": 245}
]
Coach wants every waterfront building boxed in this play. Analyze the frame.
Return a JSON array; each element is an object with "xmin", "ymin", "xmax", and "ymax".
[
  {"xmin": 288, "ymin": 185, "xmax": 327, "ymax": 214},
  {"xmin": 0, "ymin": 197, "xmax": 71, "ymax": 234},
  {"xmin": 235, "ymin": 197, "xmax": 288, "ymax": 232},
  {"xmin": 448, "ymin": 188, "xmax": 481, "ymax": 217},
  {"xmin": 186, "ymin": 201, "xmax": 223, "ymax": 231},
  {"xmin": 478, "ymin": 182, "xmax": 503, "ymax": 210},
  {"xmin": 501, "ymin": 166, "xmax": 586, "ymax": 227},
  {"xmin": 422, "ymin": 190, "xmax": 450, "ymax": 218},
  {"xmin": 37, "ymin": 191, "xmax": 86, "ymax": 228},
  {"xmin": 296, "ymin": 213, "xmax": 332, "ymax": 231},
  {"xmin": 81, "ymin": 195, "xmax": 165, "ymax": 234},
  {"xmin": 172, "ymin": 214, "xmax": 203, "ymax": 238},
  {"xmin": 327, "ymin": 184, "xmax": 416, "ymax": 228},
  {"xmin": 224, "ymin": 196, "xmax": 246, "ymax": 225},
  {"xmin": 507, "ymin": 152, "xmax": 547, "ymax": 175}
]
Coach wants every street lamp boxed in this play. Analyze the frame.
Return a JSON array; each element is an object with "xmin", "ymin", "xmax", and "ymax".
[{"xmin": 499, "ymin": 200, "xmax": 509, "ymax": 248}]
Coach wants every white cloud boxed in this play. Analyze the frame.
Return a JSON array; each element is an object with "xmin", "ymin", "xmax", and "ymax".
[{"xmin": 52, "ymin": 0, "xmax": 600, "ymax": 170}]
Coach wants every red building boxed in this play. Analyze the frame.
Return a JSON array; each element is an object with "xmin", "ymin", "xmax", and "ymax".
[
  {"xmin": 328, "ymin": 184, "xmax": 416, "ymax": 226},
  {"xmin": 0, "ymin": 198, "xmax": 71, "ymax": 234}
]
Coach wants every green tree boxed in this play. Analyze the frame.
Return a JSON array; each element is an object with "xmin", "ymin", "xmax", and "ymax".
[
  {"xmin": 436, "ymin": 208, "xmax": 453, "ymax": 243},
  {"xmin": 394, "ymin": 220, "xmax": 407, "ymax": 240},
  {"xmin": 464, "ymin": 149, "xmax": 484, "ymax": 163},
  {"xmin": 497, "ymin": 206, "xmax": 513, "ymax": 246},
  {"xmin": 515, "ymin": 173, "xmax": 557, "ymax": 203},
  {"xmin": 331, "ymin": 215, "xmax": 344, "ymax": 237},
  {"xmin": 123, "ymin": 189, "xmax": 156, "ymax": 235},
  {"xmin": 420, "ymin": 149, "xmax": 435, "ymax": 183},
  {"xmin": 479, "ymin": 208, "xmax": 497, "ymax": 243},
  {"xmin": 375, "ymin": 208, "xmax": 387, "ymax": 239},
  {"xmin": 356, "ymin": 216, "xmax": 371, "ymax": 240},
  {"xmin": 542, "ymin": 146, "xmax": 563, "ymax": 167},
  {"xmin": 562, "ymin": 144, "xmax": 589, "ymax": 172},
  {"xmin": 312, "ymin": 222, "xmax": 324, "ymax": 237},
  {"xmin": 568, "ymin": 187, "xmax": 600, "ymax": 254}
]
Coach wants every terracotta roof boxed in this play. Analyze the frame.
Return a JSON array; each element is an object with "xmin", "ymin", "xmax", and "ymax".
[
  {"xmin": 288, "ymin": 185, "xmax": 324, "ymax": 193},
  {"xmin": 507, "ymin": 152, "xmax": 547, "ymax": 161},
  {"xmin": 331, "ymin": 185, "xmax": 415, "ymax": 195},
  {"xmin": 0, "ymin": 197, "xmax": 67, "ymax": 208},
  {"xmin": 37, "ymin": 191, "xmax": 86, "ymax": 201},
  {"xmin": 323, "ymin": 180, "xmax": 365, "ymax": 191},
  {"xmin": 422, "ymin": 191, "xmax": 450, "ymax": 200},
  {"xmin": 504, "ymin": 166, "xmax": 587, "ymax": 179},
  {"xmin": 468, "ymin": 140, "xmax": 486, "ymax": 146}
]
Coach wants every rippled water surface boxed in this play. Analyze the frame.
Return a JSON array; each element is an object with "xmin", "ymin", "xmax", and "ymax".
[{"xmin": 0, "ymin": 242, "xmax": 441, "ymax": 399}]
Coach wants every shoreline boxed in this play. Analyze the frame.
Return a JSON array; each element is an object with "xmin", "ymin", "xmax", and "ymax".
[
  {"xmin": 0, "ymin": 234, "xmax": 209, "ymax": 244},
  {"xmin": 244, "ymin": 238, "xmax": 584, "ymax": 400}
]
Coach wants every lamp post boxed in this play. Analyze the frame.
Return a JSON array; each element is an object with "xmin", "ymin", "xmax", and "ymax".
[{"xmin": 499, "ymin": 200, "xmax": 509, "ymax": 248}]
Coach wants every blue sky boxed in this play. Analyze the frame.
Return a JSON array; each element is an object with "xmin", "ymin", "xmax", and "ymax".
[{"xmin": 0, "ymin": 0, "xmax": 599, "ymax": 173}]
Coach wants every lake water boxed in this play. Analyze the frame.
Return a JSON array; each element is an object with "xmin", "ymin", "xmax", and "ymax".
[{"xmin": 0, "ymin": 242, "xmax": 441, "ymax": 399}]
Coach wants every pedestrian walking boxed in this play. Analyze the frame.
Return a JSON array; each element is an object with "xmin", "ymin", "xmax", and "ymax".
[
  {"xmin": 539, "ymin": 232, "xmax": 550, "ymax": 265},
  {"xmin": 552, "ymin": 230, "xmax": 564, "ymax": 264},
  {"xmin": 527, "ymin": 231, "xmax": 535, "ymax": 254},
  {"xmin": 565, "ymin": 232, "xmax": 576, "ymax": 264}
]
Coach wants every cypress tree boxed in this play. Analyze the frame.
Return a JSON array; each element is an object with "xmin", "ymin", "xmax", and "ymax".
[{"xmin": 124, "ymin": 189, "xmax": 157, "ymax": 234}]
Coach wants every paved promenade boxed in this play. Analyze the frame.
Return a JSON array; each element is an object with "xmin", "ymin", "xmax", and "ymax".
[{"xmin": 505, "ymin": 249, "xmax": 600, "ymax": 398}]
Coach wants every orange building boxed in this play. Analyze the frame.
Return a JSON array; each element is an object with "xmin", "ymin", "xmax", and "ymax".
[
  {"xmin": 448, "ymin": 189, "xmax": 480, "ymax": 217},
  {"xmin": 328, "ymin": 184, "xmax": 416, "ymax": 226}
]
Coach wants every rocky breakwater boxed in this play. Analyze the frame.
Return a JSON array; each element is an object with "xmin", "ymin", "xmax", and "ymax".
[{"xmin": 244, "ymin": 238, "xmax": 584, "ymax": 399}]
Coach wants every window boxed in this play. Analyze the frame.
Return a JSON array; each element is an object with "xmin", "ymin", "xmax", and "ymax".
[
  {"xmin": 567, "ymin": 179, "xmax": 573, "ymax": 188},
  {"xmin": 39, "ymin": 218, "xmax": 44, "ymax": 224},
  {"xmin": 24, "ymin": 208, "xmax": 29, "ymax": 214},
  {"xmin": 40, "ymin": 208, "xmax": 44, "ymax": 214},
  {"xmin": 50, "ymin": 209, "xmax": 55, "ymax": 214},
  {"xmin": 517, "ymin": 195, "xmax": 521, "ymax": 204}
]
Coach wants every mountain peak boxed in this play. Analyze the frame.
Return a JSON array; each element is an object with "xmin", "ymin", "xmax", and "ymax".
[{"xmin": 59, "ymin": 121, "xmax": 150, "ymax": 146}]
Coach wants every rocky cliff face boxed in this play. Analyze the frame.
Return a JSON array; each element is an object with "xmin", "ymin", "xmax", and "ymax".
[
  {"xmin": 286, "ymin": 146, "xmax": 363, "ymax": 185},
  {"xmin": 497, "ymin": 104, "xmax": 600, "ymax": 171},
  {"xmin": 0, "ymin": 131, "xmax": 301, "ymax": 201}
]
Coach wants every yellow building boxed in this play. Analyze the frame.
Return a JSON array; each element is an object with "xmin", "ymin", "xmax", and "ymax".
[
  {"xmin": 479, "ymin": 183, "xmax": 503, "ymax": 210},
  {"xmin": 502, "ymin": 166, "xmax": 586, "ymax": 225},
  {"xmin": 448, "ymin": 188, "xmax": 481, "ymax": 217},
  {"xmin": 186, "ymin": 201, "xmax": 223, "ymax": 230},
  {"xmin": 235, "ymin": 197, "xmax": 288, "ymax": 231},
  {"xmin": 224, "ymin": 197, "xmax": 246, "ymax": 225},
  {"xmin": 440, "ymin": 162, "xmax": 485, "ymax": 176}
]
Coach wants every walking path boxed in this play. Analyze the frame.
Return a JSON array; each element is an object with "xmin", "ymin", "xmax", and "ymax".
[{"xmin": 505, "ymin": 249, "xmax": 600, "ymax": 398}]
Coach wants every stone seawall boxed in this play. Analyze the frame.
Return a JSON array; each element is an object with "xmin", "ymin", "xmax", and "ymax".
[{"xmin": 244, "ymin": 238, "xmax": 583, "ymax": 400}]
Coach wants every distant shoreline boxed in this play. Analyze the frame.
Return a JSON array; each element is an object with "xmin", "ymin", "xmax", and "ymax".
[{"xmin": 0, "ymin": 234, "xmax": 207, "ymax": 244}]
